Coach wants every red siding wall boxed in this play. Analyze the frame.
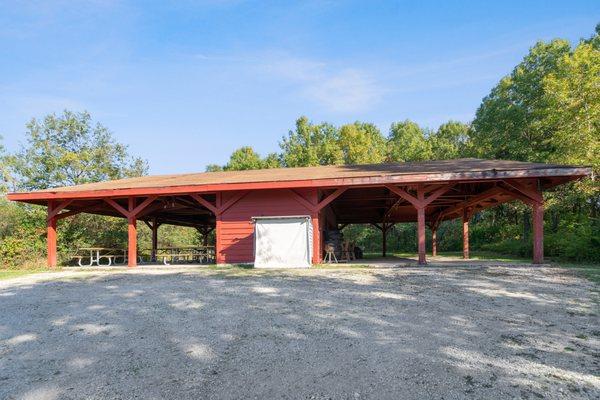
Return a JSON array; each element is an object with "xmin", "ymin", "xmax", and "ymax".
[{"xmin": 218, "ymin": 189, "xmax": 317, "ymax": 264}]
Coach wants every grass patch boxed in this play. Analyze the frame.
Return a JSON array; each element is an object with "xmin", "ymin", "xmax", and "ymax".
[
  {"xmin": 0, "ymin": 268, "xmax": 60, "ymax": 281},
  {"xmin": 313, "ymin": 263, "xmax": 370, "ymax": 269},
  {"xmin": 553, "ymin": 261, "xmax": 600, "ymax": 285},
  {"xmin": 368, "ymin": 251, "xmax": 529, "ymax": 263}
]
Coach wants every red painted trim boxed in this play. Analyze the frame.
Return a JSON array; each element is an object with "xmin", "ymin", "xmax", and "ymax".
[{"xmin": 6, "ymin": 168, "xmax": 590, "ymax": 201}]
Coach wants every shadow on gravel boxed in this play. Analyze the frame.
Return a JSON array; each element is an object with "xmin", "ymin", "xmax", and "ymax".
[{"xmin": 0, "ymin": 267, "xmax": 598, "ymax": 399}]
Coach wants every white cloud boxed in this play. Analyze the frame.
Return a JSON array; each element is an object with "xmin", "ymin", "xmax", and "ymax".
[
  {"xmin": 303, "ymin": 69, "xmax": 382, "ymax": 113},
  {"xmin": 260, "ymin": 54, "xmax": 383, "ymax": 113}
]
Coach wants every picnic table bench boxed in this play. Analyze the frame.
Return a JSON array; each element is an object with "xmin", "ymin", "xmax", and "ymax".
[
  {"xmin": 71, "ymin": 247, "xmax": 128, "ymax": 267},
  {"xmin": 154, "ymin": 246, "xmax": 215, "ymax": 265}
]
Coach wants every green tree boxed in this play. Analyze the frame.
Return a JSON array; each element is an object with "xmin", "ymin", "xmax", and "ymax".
[
  {"xmin": 387, "ymin": 120, "xmax": 432, "ymax": 162},
  {"xmin": 262, "ymin": 152, "xmax": 282, "ymax": 169},
  {"xmin": 1, "ymin": 111, "xmax": 152, "ymax": 268},
  {"xmin": 339, "ymin": 122, "xmax": 386, "ymax": 164},
  {"xmin": 224, "ymin": 146, "xmax": 264, "ymax": 171},
  {"xmin": 9, "ymin": 110, "xmax": 147, "ymax": 190},
  {"xmin": 0, "ymin": 136, "xmax": 11, "ymax": 193},
  {"xmin": 205, "ymin": 164, "xmax": 223, "ymax": 172},
  {"xmin": 471, "ymin": 39, "xmax": 572, "ymax": 161},
  {"xmin": 280, "ymin": 116, "xmax": 343, "ymax": 167},
  {"xmin": 428, "ymin": 121, "xmax": 472, "ymax": 159},
  {"xmin": 542, "ymin": 40, "xmax": 599, "ymax": 172}
]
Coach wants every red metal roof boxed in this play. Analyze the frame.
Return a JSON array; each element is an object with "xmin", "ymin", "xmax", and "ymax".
[{"xmin": 7, "ymin": 158, "xmax": 591, "ymax": 201}]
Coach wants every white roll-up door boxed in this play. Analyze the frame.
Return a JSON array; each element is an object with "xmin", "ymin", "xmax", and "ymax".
[{"xmin": 253, "ymin": 216, "xmax": 312, "ymax": 268}]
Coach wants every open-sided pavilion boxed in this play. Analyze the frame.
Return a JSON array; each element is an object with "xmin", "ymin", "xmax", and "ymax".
[{"xmin": 7, "ymin": 158, "xmax": 591, "ymax": 267}]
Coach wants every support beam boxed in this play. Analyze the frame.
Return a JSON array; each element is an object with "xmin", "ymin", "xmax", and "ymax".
[
  {"xmin": 417, "ymin": 206, "xmax": 426, "ymax": 265},
  {"xmin": 532, "ymin": 202, "xmax": 544, "ymax": 264},
  {"xmin": 104, "ymin": 198, "xmax": 130, "ymax": 217},
  {"xmin": 219, "ymin": 191, "xmax": 249, "ymax": 214},
  {"xmin": 312, "ymin": 212, "xmax": 321, "ymax": 264},
  {"xmin": 151, "ymin": 218, "xmax": 159, "ymax": 262},
  {"xmin": 127, "ymin": 197, "xmax": 137, "ymax": 267},
  {"xmin": 382, "ymin": 224, "xmax": 387, "ymax": 257},
  {"xmin": 47, "ymin": 199, "xmax": 73, "ymax": 220},
  {"xmin": 435, "ymin": 186, "xmax": 504, "ymax": 221},
  {"xmin": 47, "ymin": 201, "xmax": 57, "ymax": 268},
  {"xmin": 215, "ymin": 193, "xmax": 224, "ymax": 264},
  {"xmin": 431, "ymin": 227, "xmax": 437, "ymax": 257},
  {"xmin": 289, "ymin": 187, "xmax": 348, "ymax": 213},
  {"xmin": 503, "ymin": 180, "xmax": 543, "ymax": 204},
  {"xmin": 189, "ymin": 194, "xmax": 219, "ymax": 215},
  {"xmin": 462, "ymin": 208, "xmax": 470, "ymax": 259},
  {"xmin": 55, "ymin": 209, "xmax": 82, "ymax": 220},
  {"xmin": 316, "ymin": 187, "xmax": 347, "ymax": 210},
  {"xmin": 416, "ymin": 186, "xmax": 427, "ymax": 265}
]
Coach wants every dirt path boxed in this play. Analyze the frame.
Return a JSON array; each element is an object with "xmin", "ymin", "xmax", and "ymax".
[{"xmin": 0, "ymin": 266, "xmax": 598, "ymax": 399}]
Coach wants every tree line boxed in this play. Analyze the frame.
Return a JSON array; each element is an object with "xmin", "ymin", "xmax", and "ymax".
[{"xmin": 0, "ymin": 24, "xmax": 598, "ymax": 267}]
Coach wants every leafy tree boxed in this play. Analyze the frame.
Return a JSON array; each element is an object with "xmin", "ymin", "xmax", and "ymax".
[
  {"xmin": 471, "ymin": 40, "xmax": 572, "ymax": 161},
  {"xmin": 0, "ymin": 136, "xmax": 11, "ymax": 193},
  {"xmin": 428, "ymin": 121, "xmax": 472, "ymax": 159},
  {"xmin": 542, "ymin": 39, "xmax": 599, "ymax": 172},
  {"xmin": 9, "ymin": 110, "xmax": 147, "ymax": 191},
  {"xmin": 339, "ymin": 122, "xmax": 386, "ymax": 164},
  {"xmin": 387, "ymin": 120, "xmax": 432, "ymax": 162},
  {"xmin": 280, "ymin": 116, "xmax": 343, "ymax": 167},
  {"xmin": 224, "ymin": 146, "xmax": 264, "ymax": 171},
  {"xmin": 262, "ymin": 152, "xmax": 282, "ymax": 169},
  {"xmin": 205, "ymin": 164, "xmax": 223, "ymax": 172}
]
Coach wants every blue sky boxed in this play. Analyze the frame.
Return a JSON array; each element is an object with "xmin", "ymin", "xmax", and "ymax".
[{"xmin": 1, "ymin": 1, "xmax": 598, "ymax": 173}]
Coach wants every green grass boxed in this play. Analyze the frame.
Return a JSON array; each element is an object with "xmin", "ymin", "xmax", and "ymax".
[
  {"xmin": 0, "ymin": 268, "xmax": 60, "ymax": 280},
  {"xmin": 364, "ymin": 251, "xmax": 529, "ymax": 263},
  {"xmin": 554, "ymin": 261, "xmax": 600, "ymax": 285}
]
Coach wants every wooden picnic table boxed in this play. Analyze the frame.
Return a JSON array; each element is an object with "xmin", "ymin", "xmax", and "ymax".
[
  {"xmin": 153, "ymin": 246, "xmax": 215, "ymax": 265},
  {"xmin": 72, "ymin": 247, "xmax": 127, "ymax": 267}
]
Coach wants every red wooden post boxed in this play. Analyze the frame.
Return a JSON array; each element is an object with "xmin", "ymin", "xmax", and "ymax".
[
  {"xmin": 532, "ymin": 201, "xmax": 544, "ymax": 264},
  {"xmin": 127, "ymin": 197, "xmax": 137, "ymax": 267},
  {"xmin": 431, "ymin": 227, "xmax": 437, "ymax": 257},
  {"xmin": 462, "ymin": 208, "xmax": 470, "ymax": 259},
  {"xmin": 416, "ymin": 186, "xmax": 427, "ymax": 265},
  {"xmin": 151, "ymin": 217, "xmax": 158, "ymax": 262},
  {"xmin": 215, "ymin": 192, "xmax": 224, "ymax": 264},
  {"xmin": 312, "ymin": 212, "xmax": 321, "ymax": 264},
  {"xmin": 47, "ymin": 201, "xmax": 58, "ymax": 268},
  {"xmin": 417, "ymin": 207, "xmax": 426, "ymax": 264},
  {"xmin": 215, "ymin": 216, "xmax": 223, "ymax": 264},
  {"xmin": 382, "ymin": 224, "xmax": 387, "ymax": 257}
]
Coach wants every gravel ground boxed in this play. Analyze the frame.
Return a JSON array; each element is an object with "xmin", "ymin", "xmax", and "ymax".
[{"xmin": 0, "ymin": 265, "xmax": 598, "ymax": 400}]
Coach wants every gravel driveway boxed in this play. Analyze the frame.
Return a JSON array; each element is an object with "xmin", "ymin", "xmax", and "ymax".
[{"xmin": 0, "ymin": 265, "xmax": 598, "ymax": 399}]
